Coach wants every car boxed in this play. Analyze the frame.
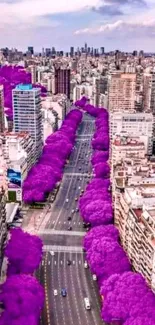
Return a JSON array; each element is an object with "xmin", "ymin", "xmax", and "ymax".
[
  {"xmin": 81, "ymin": 189, "xmax": 84, "ymax": 193},
  {"xmin": 68, "ymin": 216, "xmax": 72, "ymax": 221},
  {"xmin": 75, "ymin": 208, "xmax": 79, "ymax": 212},
  {"xmin": 75, "ymin": 197, "xmax": 78, "ymax": 201},
  {"xmin": 78, "ymin": 186, "xmax": 81, "ymax": 190},
  {"xmin": 79, "ymin": 167, "xmax": 81, "ymax": 170},
  {"xmin": 66, "ymin": 199, "xmax": 69, "ymax": 203},
  {"xmin": 71, "ymin": 209, "xmax": 75, "ymax": 214},
  {"xmin": 61, "ymin": 288, "xmax": 67, "ymax": 297},
  {"xmin": 93, "ymin": 274, "xmax": 97, "ymax": 281},
  {"xmin": 68, "ymin": 226, "xmax": 72, "ymax": 231},
  {"xmin": 54, "ymin": 289, "xmax": 58, "ymax": 296},
  {"xmin": 67, "ymin": 260, "xmax": 72, "ymax": 265},
  {"xmin": 51, "ymin": 251, "xmax": 55, "ymax": 256},
  {"xmin": 84, "ymin": 261, "xmax": 88, "ymax": 269},
  {"xmin": 84, "ymin": 297, "xmax": 91, "ymax": 310}
]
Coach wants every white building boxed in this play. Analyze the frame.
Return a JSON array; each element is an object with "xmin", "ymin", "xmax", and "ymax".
[
  {"xmin": 73, "ymin": 84, "xmax": 93, "ymax": 103},
  {"xmin": 1, "ymin": 132, "xmax": 35, "ymax": 203},
  {"xmin": 110, "ymin": 112, "xmax": 153, "ymax": 155},
  {"xmin": 13, "ymin": 84, "xmax": 43, "ymax": 159}
]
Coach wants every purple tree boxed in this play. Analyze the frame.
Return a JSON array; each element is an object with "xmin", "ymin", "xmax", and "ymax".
[
  {"xmin": 5, "ymin": 228, "xmax": 43, "ymax": 275},
  {"xmin": 0, "ymin": 274, "xmax": 44, "ymax": 325}
]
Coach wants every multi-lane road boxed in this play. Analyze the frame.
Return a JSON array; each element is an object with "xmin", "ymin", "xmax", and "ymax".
[{"xmin": 37, "ymin": 113, "xmax": 104, "ymax": 325}]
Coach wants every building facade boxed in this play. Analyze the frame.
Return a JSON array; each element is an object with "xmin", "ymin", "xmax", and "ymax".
[
  {"xmin": 108, "ymin": 73, "xmax": 136, "ymax": 112},
  {"xmin": 13, "ymin": 84, "xmax": 43, "ymax": 159},
  {"xmin": 110, "ymin": 112, "xmax": 153, "ymax": 155},
  {"xmin": 55, "ymin": 68, "xmax": 71, "ymax": 99},
  {"xmin": 0, "ymin": 85, "xmax": 5, "ymax": 132}
]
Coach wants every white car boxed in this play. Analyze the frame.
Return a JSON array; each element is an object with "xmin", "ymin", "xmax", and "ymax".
[
  {"xmin": 93, "ymin": 274, "xmax": 97, "ymax": 281},
  {"xmin": 51, "ymin": 251, "xmax": 55, "ymax": 256},
  {"xmin": 54, "ymin": 289, "xmax": 58, "ymax": 296},
  {"xmin": 66, "ymin": 199, "xmax": 69, "ymax": 203},
  {"xmin": 84, "ymin": 261, "xmax": 88, "ymax": 269}
]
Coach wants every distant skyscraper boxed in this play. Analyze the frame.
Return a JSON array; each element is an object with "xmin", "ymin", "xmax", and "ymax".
[
  {"xmin": 70, "ymin": 47, "xmax": 74, "ymax": 57},
  {"xmin": 55, "ymin": 68, "xmax": 71, "ymax": 99},
  {"xmin": 0, "ymin": 85, "xmax": 4, "ymax": 132},
  {"xmin": 100, "ymin": 47, "xmax": 105, "ymax": 55},
  {"xmin": 13, "ymin": 84, "xmax": 43, "ymax": 159},
  {"xmin": 85, "ymin": 42, "xmax": 87, "ymax": 53},
  {"xmin": 45, "ymin": 48, "xmax": 51, "ymax": 57},
  {"xmin": 27, "ymin": 46, "xmax": 34, "ymax": 55}
]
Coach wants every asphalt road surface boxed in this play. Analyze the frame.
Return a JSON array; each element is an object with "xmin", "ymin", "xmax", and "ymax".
[{"xmin": 37, "ymin": 113, "xmax": 105, "ymax": 325}]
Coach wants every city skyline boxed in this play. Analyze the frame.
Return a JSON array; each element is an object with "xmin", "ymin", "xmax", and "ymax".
[{"xmin": 0, "ymin": 0, "xmax": 155, "ymax": 51}]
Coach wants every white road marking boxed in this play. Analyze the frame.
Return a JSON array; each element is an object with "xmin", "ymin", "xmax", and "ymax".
[{"xmin": 72, "ymin": 261, "xmax": 75, "ymax": 265}]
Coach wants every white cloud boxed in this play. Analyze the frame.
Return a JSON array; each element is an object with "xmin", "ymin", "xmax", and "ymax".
[{"xmin": 74, "ymin": 18, "xmax": 155, "ymax": 36}]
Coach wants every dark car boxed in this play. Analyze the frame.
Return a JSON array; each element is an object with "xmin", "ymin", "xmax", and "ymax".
[
  {"xmin": 67, "ymin": 260, "xmax": 72, "ymax": 265},
  {"xmin": 68, "ymin": 226, "xmax": 72, "ymax": 231},
  {"xmin": 61, "ymin": 288, "xmax": 67, "ymax": 297},
  {"xmin": 68, "ymin": 216, "xmax": 72, "ymax": 221}
]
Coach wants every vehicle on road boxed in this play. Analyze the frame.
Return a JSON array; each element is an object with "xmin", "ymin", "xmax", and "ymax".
[
  {"xmin": 61, "ymin": 288, "xmax": 67, "ymax": 297},
  {"xmin": 51, "ymin": 251, "xmax": 55, "ymax": 256},
  {"xmin": 75, "ymin": 197, "xmax": 78, "ymax": 201},
  {"xmin": 66, "ymin": 199, "xmax": 69, "ymax": 203},
  {"xmin": 68, "ymin": 216, "xmax": 72, "ymax": 221},
  {"xmin": 54, "ymin": 289, "xmax": 58, "ymax": 296},
  {"xmin": 68, "ymin": 226, "xmax": 72, "ymax": 231},
  {"xmin": 84, "ymin": 261, "xmax": 88, "ymax": 269},
  {"xmin": 81, "ymin": 189, "xmax": 84, "ymax": 193},
  {"xmin": 67, "ymin": 260, "xmax": 72, "ymax": 265},
  {"xmin": 84, "ymin": 298, "xmax": 91, "ymax": 310},
  {"xmin": 78, "ymin": 186, "xmax": 81, "ymax": 190},
  {"xmin": 93, "ymin": 274, "xmax": 97, "ymax": 281},
  {"xmin": 75, "ymin": 208, "xmax": 79, "ymax": 212},
  {"xmin": 71, "ymin": 209, "xmax": 75, "ymax": 214}
]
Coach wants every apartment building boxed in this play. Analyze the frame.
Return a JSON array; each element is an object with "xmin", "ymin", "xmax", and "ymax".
[
  {"xmin": 108, "ymin": 72, "xmax": 136, "ymax": 111},
  {"xmin": 73, "ymin": 84, "xmax": 93, "ymax": 102},
  {"xmin": 13, "ymin": 84, "xmax": 43, "ymax": 159},
  {"xmin": 55, "ymin": 68, "xmax": 71, "ymax": 99},
  {"xmin": 0, "ymin": 132, "xmax": 35, "ymax": 202},
  {"xmin": 114, "ymin": 185, "xmax": 155, "ymax": 292},
  {"xmin": 110, "ymin": 112, "xmax": 153, "ymax": 155},
  {"xmin": 0, "ymin": 189, "xmax": 7, "ymax": 264},
  {"xmin": 0, "ymin": 85, "xmax": 5, "ymax": 132},
  {"xmin": 112, "ymin": 135, "xmax": 145, "ymax": 165}
]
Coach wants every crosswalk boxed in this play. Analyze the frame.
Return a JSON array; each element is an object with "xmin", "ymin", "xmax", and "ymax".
[
  {"xmin": 43, "ymin": 245, "xmax": 83, "ymax": 253},
  {"xmin": 39, "ymin": 229, "xmax": 86, "ymax": 236}
]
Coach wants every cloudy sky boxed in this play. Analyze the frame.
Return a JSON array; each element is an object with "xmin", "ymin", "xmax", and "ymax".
[{"xmin": 0, "ymin": 0, "xmax": 155, "ymax": 52}]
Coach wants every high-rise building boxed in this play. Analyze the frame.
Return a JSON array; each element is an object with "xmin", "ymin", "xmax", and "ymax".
[
  {"xmin": 108, "ymin": 72, "xmax": 136, "ymax": 112},
  {"xmin": 27, "ymin": 46, "xmax": 34, "ymax": 55},
  {"xmin": 70, "ymin": 47, "xmax": 74, "ymax": 57},
  {"xmin": 13, "ymin": 84, "xmax": 43, "ymax": 159},
  {"xmin": 27, "ymin": 65, "xmax": 37, "ymax": 84},
  {"xmin": 110, "ymin": 111, "xmax": 153, "ymax": 155},
  {"xmin": 0, "ymin": 85, "xmax": 4, "ymax": 132},
  {"xmin": 100, "ymin": 47, "xmax": 105, "ymax": 55},
  {"xmin": 55, "ymin": 68, "xmax": 71, "ymax": 99}
]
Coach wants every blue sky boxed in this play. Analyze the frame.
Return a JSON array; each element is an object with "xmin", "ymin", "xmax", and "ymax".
[{"xmin": 0, "ymin": 0, "xmax": 155, "ymax": 52}]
